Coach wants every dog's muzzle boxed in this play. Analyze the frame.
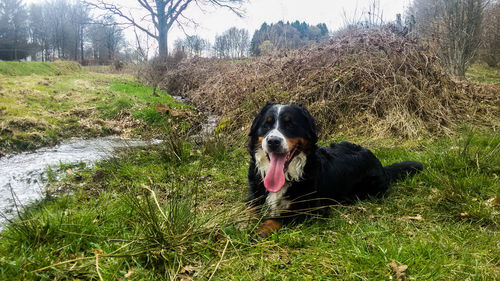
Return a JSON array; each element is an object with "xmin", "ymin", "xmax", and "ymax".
[{"xmin": 266, "ymin": 136, "xmax": 284, "ymax": 152}]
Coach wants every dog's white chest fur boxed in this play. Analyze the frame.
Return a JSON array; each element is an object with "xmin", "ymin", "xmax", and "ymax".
[{"xmin": 265, "ymin": 182, "xmax": 291, "ymax": 217}]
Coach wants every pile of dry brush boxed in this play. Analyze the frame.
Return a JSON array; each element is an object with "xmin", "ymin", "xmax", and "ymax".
[{"xmin": 164, "ymin": 27, "xmax": 499, "ymax": 139}]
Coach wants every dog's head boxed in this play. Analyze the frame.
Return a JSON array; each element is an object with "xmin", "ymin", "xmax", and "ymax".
[{"xmin": 249, "ymin": 103, "xmax": 318, "ymax": 193}]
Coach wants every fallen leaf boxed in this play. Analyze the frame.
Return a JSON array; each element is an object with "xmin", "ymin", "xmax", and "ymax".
[
  {"xmin": 485, "ymin": 197, "xmax": 499, "ymax": 208},
  {"xmin": 66, "ymin": 168, "xmax": 73, "ymax": 174},
  {"xmin": 155, "ymin": 103, "xmax": 171, "ymax": 114},
  {"xmin": 180, "ymin": 265, "xmax": 197, "ymax": 275},
  {"xmin": 92, "ymin": 249, "xmax": 103, "ymax": 254},
  {"xmin": 179, "ymin": 265, "xmax": 197, "ymax": 280},
  {"xmin": 124, "ymin": 269, "xmax": 134, "ymax": 278},
  {"xmin": 400, "ymin": 214, "xmax": 423, "ymax": 222},
  {"xmin": 389, "ymin": 259, "xmax": 408, "ymax": 281}
]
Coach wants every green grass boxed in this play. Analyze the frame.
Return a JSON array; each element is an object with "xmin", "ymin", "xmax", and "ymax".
[
  {"xmin": 0, "ymin": 61, "xmax": 81, "ymax": 76},
  {"xmin": 1, "ymin": 129, "xmax": 498, "ymax": 280},
  {"xmin": 466, "ymin": 63, "xmax": 500, "ymax": 84},
  {"xmin": 0, "ymin": 63, "xmax": 194, "ymax": 154},
  {"xmin": 103, "ymin": 81, "xmax": 191, "ymax": 122}
]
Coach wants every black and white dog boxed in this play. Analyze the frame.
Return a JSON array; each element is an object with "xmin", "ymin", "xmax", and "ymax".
[{"xmin": 247, "ymin": 103, "xmax": 423, "ymax": 238}]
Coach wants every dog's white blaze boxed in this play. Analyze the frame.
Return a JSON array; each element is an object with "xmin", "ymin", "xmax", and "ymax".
[
  {"xmin": 262, "ymin": 129, "xmax": 288, "ymax": 153},
  {"xmin": 265, "ymin": 182, "xmax": 291, "ymax": 217}
]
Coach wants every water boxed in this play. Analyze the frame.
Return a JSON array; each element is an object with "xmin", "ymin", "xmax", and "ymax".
[
  {"xmin": 0, "ymin": 136, "xmax": 159, "ymax": 229},
  {"xmin": 173, "ymin": 95, "xmax": 218, "ymax": 137}
]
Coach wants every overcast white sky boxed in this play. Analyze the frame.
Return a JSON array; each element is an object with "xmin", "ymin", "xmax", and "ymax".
[
  {"xmin": 166, "ymin": 0, "xmax": 411, "ymax": 48},
  {"xmin": 25, "ymin": 0, "xmax": 412, "ymax": 51}
]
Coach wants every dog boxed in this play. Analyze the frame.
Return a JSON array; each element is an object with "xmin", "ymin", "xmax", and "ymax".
[{"xmin": 247, "ymin": 103, "xmax": 423, "ymax": 238}]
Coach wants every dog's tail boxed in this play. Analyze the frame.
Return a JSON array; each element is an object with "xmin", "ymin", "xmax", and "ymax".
[{"xmin": 384, "ymin": 161, "xmax": 423, "ymax": 184}]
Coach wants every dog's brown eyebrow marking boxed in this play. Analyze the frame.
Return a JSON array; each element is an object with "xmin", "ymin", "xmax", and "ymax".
[
  {"xmin": 267, "ymin": 116, "xmax": 273, "ymax": 122},
  {"xmin": 284, "ymin": 116, "xmax": 290, "ymax": 122}
]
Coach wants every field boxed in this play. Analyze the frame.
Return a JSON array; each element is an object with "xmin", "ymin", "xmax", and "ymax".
[
  {"xmin": 0, "ymin": 58, "xmax": 499, "ymax": 280},
  {"xmin": 0, "ymin": 61, "xmax": 189, "ymax": 155}
]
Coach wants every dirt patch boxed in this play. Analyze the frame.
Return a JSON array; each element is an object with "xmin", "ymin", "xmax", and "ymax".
[
  {"xmin": 5, "ymin": 117, "xmax": 52, "ymax": 131},
  {"xmin": 67, "ymin": 107, "xmax": 94, "ymax": 118},
  {"xmin": 164, "ymin": 27, "xmax": 499, "ymax": 138},
  {"xmin": 78, "ymin": 113, "xmax": 142, "ymax": 136}
]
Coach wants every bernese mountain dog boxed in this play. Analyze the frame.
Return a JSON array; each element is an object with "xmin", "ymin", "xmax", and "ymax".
[{"xmin": 247, "ymin": 103, "xmax": 423, "ymax": 238}]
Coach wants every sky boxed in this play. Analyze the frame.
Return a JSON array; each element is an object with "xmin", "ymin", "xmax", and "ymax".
[
  {"xmin": 25, "ymin": 0, "xmax": 412, "ymax": 51},
  {"xmin": 166, "ymin": 0, "xmax": 411, "ymax": 48}
]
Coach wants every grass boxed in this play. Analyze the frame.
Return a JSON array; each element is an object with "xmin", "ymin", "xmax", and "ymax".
[
  {"xmin": 0, "ymin": 62, "xmax": 192, "ymax": 154},
  {"xmin": 0, "ymin": 128, "xmax": 498, "ymax": 280},
  {"xmin": 466, "ymin": 62, "xmax": 500, "ymax": 84},
  {"xmin": 0, "ymin": 61, "xmax": 81, "ymax": 76}
]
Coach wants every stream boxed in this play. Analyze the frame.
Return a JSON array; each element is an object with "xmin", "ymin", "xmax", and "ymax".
[
  {"xmin": 0, "ymin": 137, "xmax": 159, "ymax": 229},
  {"xmin": 0, "ymin": 96, "xmax": 218, "ymax": 230}
]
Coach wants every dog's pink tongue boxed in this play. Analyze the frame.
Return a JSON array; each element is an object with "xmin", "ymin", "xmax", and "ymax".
[{"xmin": 264, "ymin": 153, "xmax": 287, "ymax": 193}]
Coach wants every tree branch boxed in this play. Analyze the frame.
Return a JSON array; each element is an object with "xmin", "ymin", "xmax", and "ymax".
[{"xmin": 86, "ymin": 0, "xmax": 158, "ymax": 39}]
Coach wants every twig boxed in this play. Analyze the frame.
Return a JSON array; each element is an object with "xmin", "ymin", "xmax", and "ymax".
[
  {"xmin": 32, "ymin": 251, "xmax": 148, "ymax": 273},
  {"xmin": 32, "ymin": 257, "xmax": 94, "ymax": 273},
  {"xmin": 141, "ymin": 184, "xmax": 168, "ymax": 221},
  {"xmin": 95, "ymin": 251, "xmax": 104, "ymax": 281},
  {"xmin": 208, "ymin": 239, "xmax": 229, "ymax": 281}
]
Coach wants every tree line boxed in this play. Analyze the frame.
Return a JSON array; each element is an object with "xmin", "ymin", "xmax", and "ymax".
[
  {"xmin": 0, "ymin": 0, "xmax": 327, "ymax": 62},
  {"xmin": 0, "ymin": 0, "xmax": 125, "ymax": 63},
  {"xmin": 172, "ymin": 22, "xmax": 329, "ymax": 59}
]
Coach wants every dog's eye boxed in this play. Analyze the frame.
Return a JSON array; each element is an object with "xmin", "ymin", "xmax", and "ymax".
[
  {"xmin": 284, "ymin": 116, "xmax": 291, "ymax": 122},
  {"xmin": 266, "ymin": 116, "xmax": 274, "ymax": 123}
]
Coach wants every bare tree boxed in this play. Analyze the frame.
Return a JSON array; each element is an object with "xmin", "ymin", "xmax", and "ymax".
[
  {"xmin": 28, "ymin": 0, "xmax": 91, "ymax": 61},
  {"xmin": 132, "ymin": 25, "xmax": 154, "ymax": 62},
  {"xmin": 88, "ymin": 17, "xmax": 124, "ymax": 63},
  {"xmin": 480, "ymin": 0, "xmax": 500, "ymax": 66},
  {"xmin": 213, "ymin": 27, "xmax": 248, "ymax": 58},
  {"xmin": 185, "ymin": 35, "xmax": 208, "ymax": 57},
  {"xmin": 440, "ymin": 0, "xmax": 486, "ymax": 77},
  {"xmin": 407, "ymin": 0, "xmax": 487, "ymax": 78},
  {"xmin": 213, "ymin": 32, "xmax": 229, "ymax": 58},
  {"xmin": 87, "ymin": 0, "xmax": 244, "ymax": 59}
]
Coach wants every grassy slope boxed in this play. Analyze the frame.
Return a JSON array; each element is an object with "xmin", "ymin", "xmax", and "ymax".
[
  {"xmin": 0, "ymin": 62, "xmax": 187, "ymax": 154},
  {"xmin": 0, "ymin": 61, "xmax": 84, "ymax": 76},
  {"xmin": 0, "ymin": 62, "xmax": 498, "ymax": 280}
]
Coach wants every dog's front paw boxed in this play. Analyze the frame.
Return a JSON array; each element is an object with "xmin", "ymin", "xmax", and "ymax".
[{"xmin": 255, "ymin": 219, "xmax": 282, "ymax": 240}]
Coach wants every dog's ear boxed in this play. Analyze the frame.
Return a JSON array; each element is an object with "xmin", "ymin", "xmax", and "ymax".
[
  {"xmin": 249, "ymin": 102, "xmax": 274, "ymax": 137},
  {"xmin": 297, "ymin": 104, "xmax": 318, "ymax": 144}
]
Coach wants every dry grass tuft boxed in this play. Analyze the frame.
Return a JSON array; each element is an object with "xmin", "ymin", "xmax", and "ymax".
[{"xmin": 164, "ymin": 27, "xmax": 499, "ymax": 138}]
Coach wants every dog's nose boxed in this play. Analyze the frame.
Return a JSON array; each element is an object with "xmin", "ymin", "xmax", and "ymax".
[{"xmin": 267, "ymin": 136, "xmax": 282, "ymax": 151}]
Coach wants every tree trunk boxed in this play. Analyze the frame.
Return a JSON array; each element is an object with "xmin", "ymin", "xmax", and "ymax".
[
  {"xmin": 157, "ymin": 3, "xmax": 168, "ymax": 60},
  {"xmin": 80, "ymin": 26, "xmax": 84, "ymax": 61}
]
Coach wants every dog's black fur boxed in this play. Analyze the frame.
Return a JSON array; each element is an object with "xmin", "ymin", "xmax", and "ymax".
[{"xmin": 247, "ymin": 103, "xmax": 422, "ymax": 236}]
